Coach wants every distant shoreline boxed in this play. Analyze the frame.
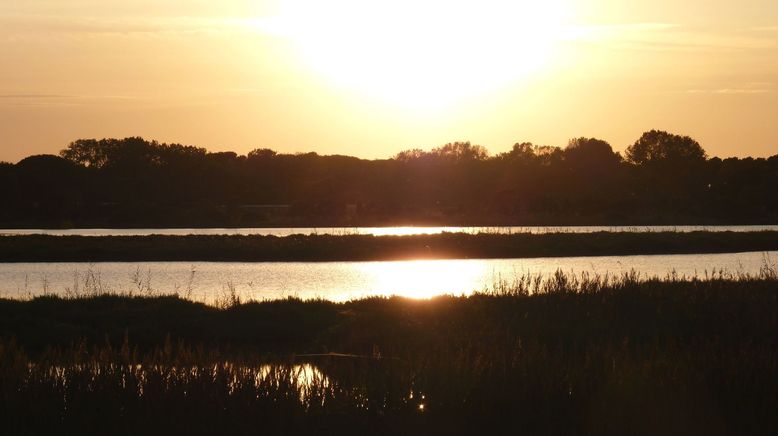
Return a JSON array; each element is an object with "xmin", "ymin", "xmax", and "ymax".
[
  {"xmin": 1, "ymin": 222, "xmax": 777, "ymax": 231},
  {"xmin": 1, "ymin": 231, "xmax": 777, "ymax": 262}
]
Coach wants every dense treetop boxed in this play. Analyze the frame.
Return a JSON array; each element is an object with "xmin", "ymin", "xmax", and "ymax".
[
  {"xmin": 624, "ymin": 130, "xmax": 707, "ymax": 165},
  {"xmin": 1, "ymin": 131, "xmax": 776, "ymax": 227}
]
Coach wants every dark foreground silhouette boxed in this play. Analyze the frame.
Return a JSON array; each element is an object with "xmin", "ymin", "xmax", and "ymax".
[
  {"xmin": 1, "ymin": 272, "xmax": 777, "ymax": 435},
  {"xmin": 1, "ymin": 131, "xmax": 776, "ymax": 228},
  {"xmin": 2, "ymin": 231, "xmax": 778, "ymax": 262}
]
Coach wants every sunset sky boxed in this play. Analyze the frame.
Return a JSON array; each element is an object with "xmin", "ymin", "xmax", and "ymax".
[{"xmin": 1, "ymin": 0, "xmax": 776, "ymax": 162}]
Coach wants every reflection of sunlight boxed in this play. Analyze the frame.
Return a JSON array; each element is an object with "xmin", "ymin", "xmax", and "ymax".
[
  {"xmin": 357, "ymin": 259, "xmax": 489, "ymax": 299},
  {"xmin": 257, "ymin": 364, "xmax": 329, "ymax": 401},
  {"xmin": 368, "ymin": 226, "xmax": 466, "ymax": 236}
]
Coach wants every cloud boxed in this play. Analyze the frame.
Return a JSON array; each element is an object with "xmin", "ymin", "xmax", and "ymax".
[
  {"xmin": 0, "ymin": 94, "xmax": 138, "ymax": 99},
  {"xmin": 0, "ymin": 93, "xmax": 142, "ymax": 108},
  {"xmin": 685, "ymin": 82, "xmax": 775, "ymax": 95},
  {"xmin": 0, "ymin": 94, "xmax": 72, "ymax": 99},
  {"xmin": 566, "ymin": 22, "xmax": 778, "ymax": 52},
  {"xmin": 686, "ymin": 88, "xmax": 774, "ymax": 95},
  {"xmin": 0, "ymin": 14, "xmax": 272, "ymax": 39},
  {"xmin": 571, "ymin": 22, "xmax": 678, "ymax": 35}
]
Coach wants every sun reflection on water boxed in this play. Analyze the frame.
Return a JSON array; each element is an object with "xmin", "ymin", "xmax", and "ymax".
[
  {"xmin": 257, "ymin": 363, "xmax": 329, "ymax": 401},
  {"xmin": 354, "ymin": 259, "xmax": 490, "ymax": 299},
  {"xmin": 366, "ymin": 226, "xmax": 467, "ymax": 236}
]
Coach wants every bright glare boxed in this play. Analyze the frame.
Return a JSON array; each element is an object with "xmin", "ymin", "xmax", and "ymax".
[
  {"xmin": 366, "ymin": 227, "xmax": 467, "ymax": 236},
  {"xmin": 263, "ymin": 0, "xmax": 574, "ymax": 108},
  {"xmin": 357, "ymin": 260, "xmax": 490, "ymax": 299},
  {"xmin": 257, "ymin": 364, "xmax": 329, "ymax": 401}
]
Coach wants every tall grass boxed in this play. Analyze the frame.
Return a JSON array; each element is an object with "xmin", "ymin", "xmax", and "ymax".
[
  {"xmin": 1, "ymin": 271, "xmax": 777, "ymax": 434},
  {"xmin": 3, "ymin": 231, "xmax": 778, "ymax": 262}
]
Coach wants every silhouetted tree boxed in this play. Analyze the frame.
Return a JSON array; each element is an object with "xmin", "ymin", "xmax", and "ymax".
[
  {"xmin": 394, "ymin": 148, "xmax": 427, "ymax": 162},
  {"xmin": 625, "ymin": 130, "xmax": 706, "ymax": 165},
  {"xmin": 534, "ymin": 145, "xmax": 564, "ymax": 165},
  {"xmin": 562, "ymin": 138, "xmax": 623, "ymax": 213},
  {"xmin": 60, "ymin": 139, "xmax": 110, "ymax": 168},
  {"xmin": 565, "ymin": 138, "xmax": 621, "ymax": 166},
  {"xmin": 13, "ymin": 155, "xmax": 83, "ymax": 224},
  {"xmin": 502, "ymin": 142, "xmax": 536, "ymax": 161},
  {"xmin": 248, "ymin": 148, "xmax": 277, "ymax": 160},
  {"xmin": 3, "ymin": 133, "xmax": 776, "ymax": 227},
  {"xmin": 432, "ymin": 142, "xmax": 489, "ymax": 161}
]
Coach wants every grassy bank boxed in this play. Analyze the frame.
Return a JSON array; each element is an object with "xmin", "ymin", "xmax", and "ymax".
[
  {"xmin": 2, "ymin": 231, "xmax": 778, "ymax": 262},
  {"xmin": 1, "ymin": 272, "xmax": 777, "ymax": 434}
]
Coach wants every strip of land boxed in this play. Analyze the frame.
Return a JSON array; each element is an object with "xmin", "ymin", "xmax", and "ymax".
[{"xmin": 0, "ymin": 231, "xmax": 777, "ymax": 262}]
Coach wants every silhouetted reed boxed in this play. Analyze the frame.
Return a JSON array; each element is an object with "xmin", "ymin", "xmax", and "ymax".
[
  {"xmin": 2, "ymin": 231, "xmax": 778, "ymax": 262},
  {"xmin": 1, "ymin": 270, "xmax": 777, "ymax": 434}
]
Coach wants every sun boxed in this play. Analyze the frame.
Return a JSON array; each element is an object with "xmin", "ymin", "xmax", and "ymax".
[{"xmin": 268, "ymin": 0, "xmax": 574, "ymax": 109}]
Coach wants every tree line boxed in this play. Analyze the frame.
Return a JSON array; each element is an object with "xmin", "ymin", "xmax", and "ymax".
[{"xmin": 1, "ymin": 130, "xmax": 776, "ymax": 227}]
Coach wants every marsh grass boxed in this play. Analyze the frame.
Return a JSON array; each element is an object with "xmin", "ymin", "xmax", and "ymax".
[
  {"xmin": 1, "ymin": 270, "xmax": 777, "ymax": 434},
  {"xmin": 3, "ymin": 231, "xmax": 778, "ymax": 262}
]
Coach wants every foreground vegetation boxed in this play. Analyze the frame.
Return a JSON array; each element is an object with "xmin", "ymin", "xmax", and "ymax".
[
  {"xmin": 1, "ymin": 270, "xmax": 777, "ymax": 434},
  {"xmin": 2, "ymin": 231, "xmax": 778, "ymax": 262}
]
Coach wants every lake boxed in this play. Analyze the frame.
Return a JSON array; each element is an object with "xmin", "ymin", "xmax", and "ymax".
[
  {"xmin": 1, "ymin": 225, "xmax": 777, "ymax": 237},
  {"xmin": 1, "ymin": 251, "xmax": 774, "ymax": 303}
]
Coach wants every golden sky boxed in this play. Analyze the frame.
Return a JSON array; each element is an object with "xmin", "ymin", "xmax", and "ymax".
[{"xmin": 1, "ymin": 0, "xmax": 777, "ymax": 162}]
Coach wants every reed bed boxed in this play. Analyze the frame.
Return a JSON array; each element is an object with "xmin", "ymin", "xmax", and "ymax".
[
  {"xmin": 1, "ymin": 269, "xmax": 777, "ymax": 434},
  {"xmin": 2, "ymin": 231, "xmax": 778, "ymax": 262}
]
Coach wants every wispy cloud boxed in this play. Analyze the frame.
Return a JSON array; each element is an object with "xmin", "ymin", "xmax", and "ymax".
[
  {"xmin": 686, "ymin": 88, "xmax": 774, "ymax": 95},
  {"xmin": 685, "ymin": 82, "xmax": 775, "ymax": 95},
  {"xmin": 566, "ymin": 22, "xmax": 778, "ymax": 52},
  {"xmin": 7, "ymin": 14, "xmax": 776, "ymax": 53},
  {"xmin": 568, "ymin": 22, "xmax": 678, "ymax": 37},
  {"xmin": 0, "ymin": 93, "xmax": 139, "ymax": 99},
  {"xmin": 0, "ymin": 93, "xmax": 143, "ymax": 108},
  {"xmin": 0, "ymin": 14, "xmax": 271, "ymax": 39},
  {"xmin": 0, "ymin": 94, "xmax": 72, "ymax": 99}
]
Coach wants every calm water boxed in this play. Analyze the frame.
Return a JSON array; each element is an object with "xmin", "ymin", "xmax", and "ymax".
[
  {"xmin": 1, "ymin": 251, "xmax": 774, "ymax": 303},
  {"xmin": 1, "ymin": 225, "xmax": 777, "ymax": 237}
]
